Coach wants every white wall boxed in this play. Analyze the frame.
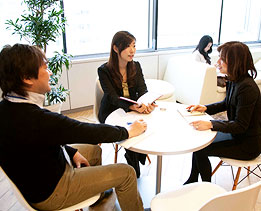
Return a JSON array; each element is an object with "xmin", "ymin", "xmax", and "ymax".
[
  {"xmin": 60, "ymin": 45, "xmax": 261, "ymax": 111},
  {"xmin": 61, "ymin": 49, "xmax": 197, "ymax": 111},
  {"xmin": 61, "ymin": 52, "xmax": 161, "ymax": 111}
]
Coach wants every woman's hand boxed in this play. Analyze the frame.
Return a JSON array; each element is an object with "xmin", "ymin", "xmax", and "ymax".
[
  {"xmin": 129, "ymin": 104, "xmax": 147, "ymax": 113},
  {"xmin": 73, "ymin": 151, "xmax": 90, "ymax": 168},
  {"xmin": 129, "ymin": 102, "xmax": 157, "ymax": 114},
  {"xmin": 144, "ymin": 102, "xmax": 158, "ymax": 114},
  {"xmin": 186, "ymin": 104, "xmax": 207, "ymax": 113},
  {"xmin": 127, "ymin": 119, "xmax": 147, "ymax": 138},
  {"xmin": 189, "ymin": 120, "xmax": 213, "ymax": 131}
]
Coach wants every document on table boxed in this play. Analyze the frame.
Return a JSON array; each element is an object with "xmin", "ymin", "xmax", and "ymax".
[
  {"xmin": 177, "ymin": 105, "xmax": 213, "ymax": 123},
  {"xmin": 177, "ymin": 107, "xmax": 206, "ymax": 117},
  {"xmin": 118, "ymin": 126, "xmax": 154, "ymax": 149},
  {"xmin": 106, "ymin": 108, "xmax": 154, "ymax": 148}
]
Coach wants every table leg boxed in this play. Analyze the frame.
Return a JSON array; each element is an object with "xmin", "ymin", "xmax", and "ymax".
[{"xmin": 156, "ymin": 155, "xmax": 162, "ymax": 194}]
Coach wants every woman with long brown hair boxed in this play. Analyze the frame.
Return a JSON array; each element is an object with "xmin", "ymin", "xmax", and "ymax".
[
  {"xmin": 184, "ymin": 41, "xmax": 261, "ymax": 184},
  {"xmin": 98, "ymin": 31, "xmax": 156, "ymax": 178}
]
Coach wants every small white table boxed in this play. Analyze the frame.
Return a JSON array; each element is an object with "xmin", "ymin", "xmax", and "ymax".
[
  {"xmin": 105, "ymin": 102, "xmax": 216, "ymax": 194},
  {"xmin": 145, "ymin": 79, "xmax": 176, "ymax": 102}
]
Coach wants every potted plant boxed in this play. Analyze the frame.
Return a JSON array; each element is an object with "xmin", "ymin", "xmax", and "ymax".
[{"xmin": 6, "ymin": 0, "xmax": 71, "ymax": 112}]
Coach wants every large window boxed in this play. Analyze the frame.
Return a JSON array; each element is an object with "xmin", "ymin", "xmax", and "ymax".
[
  {"xmin": 157, "ymin": 0, "xmax": 221, "ymax": 49},
  {"xmin": 220, "ymin": 0, "xmax": 261, "ymax": 43},
  {"xmin": 0, "ymin": 1, "xmax": 26, "ymax": 48},
  {"xmin": 1, "ymin": 0, "xmax": 261, "ymax": 56},
  {"xmin": 1, "ymin": 0, "xmax": 63, "ymax": 58},
  {"xmin": 63, "ymin": 0, "xmax": 152, "ymax": 56}
]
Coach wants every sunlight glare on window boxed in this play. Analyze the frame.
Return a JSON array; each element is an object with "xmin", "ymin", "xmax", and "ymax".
[
  {"xmin": 220, "ymin": 0, "xmax": 261, "ymax": 43},
  {"xmin": 63, "ymin": 0, "xmax": 151, "ymax": 56},
  {"xmin": 157, "ymin": 0, "xmax": 221, "ymax": 48}
]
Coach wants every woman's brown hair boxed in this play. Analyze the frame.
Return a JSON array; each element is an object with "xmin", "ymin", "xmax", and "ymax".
[
  {"xmin": 217, "ymin": 41, "xmax": 256, "ymax": 81},
  {"xmin": 107, "ymin": 31, "xmax": 136, "ymax": 88}
]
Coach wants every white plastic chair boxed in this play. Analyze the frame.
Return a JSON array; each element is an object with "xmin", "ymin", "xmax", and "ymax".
[
  {"xmin": 93, "ymin": 78, "xmax": 120, "ymax": 163},
  {"xmin": 0, "ymin": 166, "xmax": 100, "ymax": 211},
  {"xmin": 212, "ymin": 154, "xmax": 261, "ymax": 190},
  {"xmin": 151, "ymin": 181, "xmax": 261, "ymax": 211},
  {"xmin": 93, "ymin": 78, "xmax": 104, "ymax": 123}
]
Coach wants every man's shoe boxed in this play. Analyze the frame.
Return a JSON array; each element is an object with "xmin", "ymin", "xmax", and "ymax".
[{"xmin": 90, "ymin": 188, "xmax": 113, "ymax": 207}]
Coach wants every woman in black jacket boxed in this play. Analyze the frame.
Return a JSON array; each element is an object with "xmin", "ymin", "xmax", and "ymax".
[
  {"xmin": 184, "ymin": 41, "xmax": 261, "ymax": 184},
  {"xmin": 98, "ymin": 31, "xmax": 156, "ymax": 178}
]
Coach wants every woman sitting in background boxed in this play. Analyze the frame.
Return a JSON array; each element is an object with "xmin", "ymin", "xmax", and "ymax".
[
  {"xmin": 193, "ymin": 35, "xmax": 226, "ymax": 87},
  {"xmin": 98, "ymin": 31, "xmax": 157, "ymax": 178},
  {"xmin": 193, "ymin": 35, "xmax": 213, "ymax": 65},
  {"xmin": 184, "ymin": 41, "xmax": 261, "ymax": 185}
]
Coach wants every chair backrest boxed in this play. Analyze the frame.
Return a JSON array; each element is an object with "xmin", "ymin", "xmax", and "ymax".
[
  {"xmin": 163, "ymin": 55, "xmax": 222, "ymax": 105},
  {"xmin": 93, "ymin": 78, "xmax": 104, "ymax": 122},
  {"xmin": 200, "ymin": 181, "xmax": 261, "ymax": 211},
  {"xmin": 0, "ymin": 166, "xmax": 36, "ymax": 211}
]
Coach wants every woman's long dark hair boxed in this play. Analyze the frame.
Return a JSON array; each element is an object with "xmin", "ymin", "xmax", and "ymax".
[
  {"xmin": 193, "ymin": 35, "xmax": 213, "ymax": 64},
  {"xmin": 217, "ymin": 41, "xmax": 256, "ymax": 81},
  {"xmin": 107, "ymin": 31, "xmax": 136, "ymax": 89}
]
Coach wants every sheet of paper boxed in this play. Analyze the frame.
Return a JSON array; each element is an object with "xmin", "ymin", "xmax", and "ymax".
[
  {"xmin": 119, "ymin": 92, "xmax": 162, "ymax": 106},
  {"xmin": 106, "ymin": 108, "xmax": 155, "ymax": 148},
  {"xmin": 117, "ymin": 126, "xmax": 154, "ymax": 149},
  {"xmin": 177, "ymin": 107, "xmax": 206, "ymax": 117},
  {"xmin": 137, "ymin": 92, "xmax": 162, "ymax": 105}
]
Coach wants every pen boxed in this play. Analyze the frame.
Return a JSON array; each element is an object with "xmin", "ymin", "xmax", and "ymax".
[{"xmin": 127, "ymin": 122, "xmax": 133, "ymax": 125}]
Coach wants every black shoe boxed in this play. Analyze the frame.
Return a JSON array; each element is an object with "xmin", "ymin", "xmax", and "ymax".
[
  {"xmin": 144, "ymin": 208, "xmax": 151, "ymax": 211},
  {"xmin": 90, "ymin": 188, "xmax": 113, "ymax": 207}
]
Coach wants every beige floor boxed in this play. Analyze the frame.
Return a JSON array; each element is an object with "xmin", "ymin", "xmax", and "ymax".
[{"xmin": 64, "ymin": 108, "xmax": 261, "ymax": 211}]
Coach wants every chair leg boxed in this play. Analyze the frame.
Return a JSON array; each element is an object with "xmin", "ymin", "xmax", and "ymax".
[
  {"xmin": 247, "ymin": 166, "xmax": 250, "ymax": 175},
  {"xmin": 212, "ymin": 160, "xmax": 223, "ymax": 176},
  {"xmin": 232, "ymin": 167, "xmax": 241, "ymax": 190},
  {"xmin": 146, "ymin": 155, "xmax": 151, "ymax": 164},
  {"xmin": 114, "ymin": 144, "xmax": 151, "ymax": 164},
  {"xmin": 114, "ymin": 144, "xmax": 118, "ymax": 163}
]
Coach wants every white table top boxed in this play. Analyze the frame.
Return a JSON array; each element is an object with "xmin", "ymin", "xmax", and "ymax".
[{"xmin": 105, "ymin": 102, "xmax": 217, "ymax": 156}]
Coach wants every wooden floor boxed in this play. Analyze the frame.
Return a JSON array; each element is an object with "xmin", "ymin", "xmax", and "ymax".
[{"xmin": 64, "ymin": 107, "xmax": 261, "ymax": 211}]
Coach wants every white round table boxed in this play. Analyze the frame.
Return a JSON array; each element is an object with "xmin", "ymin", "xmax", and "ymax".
[{"xmin": 105, "ymin": 102, "xmax": 216, "ymax": 194}]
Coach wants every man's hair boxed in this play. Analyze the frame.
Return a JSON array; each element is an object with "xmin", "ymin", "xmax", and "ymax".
[
  {"xmin": 0, "ymin": 43, "xmax": 47, "ymax": 97},
  {"xmin": 217, "ymin": 41, "xmax": 256, "ymax": 81}
]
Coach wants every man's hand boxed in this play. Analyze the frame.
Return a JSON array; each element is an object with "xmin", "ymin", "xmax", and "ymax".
[
  {"xmin": 73, "ymin": 151, "xmax": 90, "ymax": 168},
  {"xmin": 127, "ymin": 119, "xmax": 147, "ymax": 138}
]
